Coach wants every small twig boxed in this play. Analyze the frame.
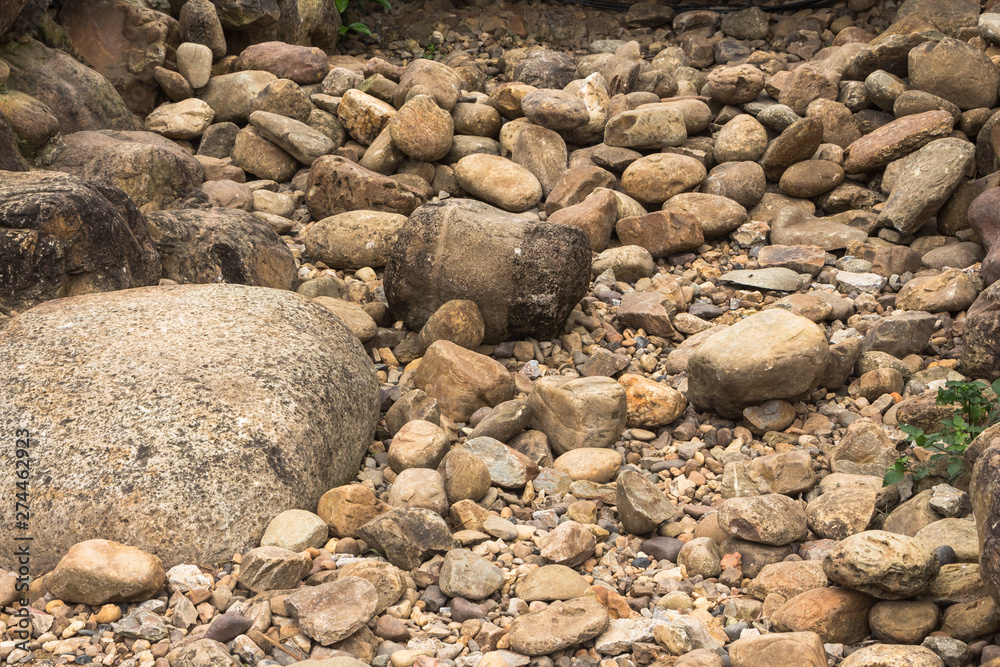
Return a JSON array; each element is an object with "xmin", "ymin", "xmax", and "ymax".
[{"xmin": 256, "ymin": 632, "xmax": 307, "ymax": 661}]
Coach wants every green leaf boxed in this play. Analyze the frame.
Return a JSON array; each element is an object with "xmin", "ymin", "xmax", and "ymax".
[
  {"xmin": 336, "ymin": 0, "xmax": 349, "ymax": 12},
  {"xmin": 339, "ymin": 24, "xmax": 349, "ymax": 34},
  {"xmin": 947, "ymin": 459, "xmax": 964, "ymax": 481},
  {"xmin": 883, "ymin": 467, "xmax": 905, "ymax": 486},
  {"xmin": 347, "ymin": 21, "xmax": 371, "ymax": 34},
  {"xmin": 373, "ymin": 0, "xmax": 392, "ymax": 9}
]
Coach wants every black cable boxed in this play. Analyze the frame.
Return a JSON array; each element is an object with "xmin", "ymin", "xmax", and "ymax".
[{"xmin": 562, "ymin": 0, "xmax": 841, "ymax": 13}]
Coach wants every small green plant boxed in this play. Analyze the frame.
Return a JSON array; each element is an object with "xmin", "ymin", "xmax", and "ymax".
[
  {"xmin": 883, "ymin": 379, "xmax": 1000, "ymax": 486},
  {"xmin": 336, "ymin": 0, "xmax": 390, "ymax": 36},
  {"xmin": 423, "ymin": 43, "xmax": 437, "ymax": 59}
]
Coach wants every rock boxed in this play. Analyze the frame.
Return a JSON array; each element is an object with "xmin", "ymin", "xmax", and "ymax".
[
  {"xmin": 941, "ymin": 595, "xmax": 1000, "ymax": 642},
  {"xmin": 146, "ymin": 98, "xmax": 215, "ymax": 140},
  {"xmin": 384, "ymin": 199, "xmax": 590, "ymax": 343},
  {"xmin": 771, "ymin": 587, "xmax": 874, "ymax": 645},
  {"xmin": 760, "ymin": 117, "xmax": 824, "ymax": 180},
  {"xmin": 453, "ymin": 154, "xmax": 543, "ymax": 213},
  {"xmin": 823, "ymin": 530, "xmax": 940, "ymax": 599},
  {"xmin": 0, "ymin": 284, "xmax": 378, "ymax": 571},
  {"xmin": 235, "ymin": 42, "xmax": 328, "ymax": 85},
  {"xmin": 507, "ymin": 597, "xmax": 609, "ymax": 656},
  {"xmin": 548, "ymin": 189, "xmax": 618, "ymax": 252},
  {"xmin": 843, "ymin": 110, "xmax": 955, "ymax": 173},
  {"xmin": 883, "ymin": 489, "xmax": 946, "ymax": 537},
  {"xmin": 722, "ymin": 450, "xmax": 817, "ymax": 498},
  {"xmin": 961, "ymin": 282, "xmax": 1000, "ymax": 379},
  {"xmin": 840, "ymin": 644, "xmax": 944, "ymax": 667},
  {"xmin": 413, "ymin": 341, "xmax": 513, "ymax": 422},
  {"xmin": 176, "ymin": 42, "xmax": 212, "ymax": 90},
  {"xmin": 45, "ymin": 540, "xmax": 164, "ymax": 606},
  {"xmin": 618, "ymin": 374, "xmax": 686, "ymax": 428},
  {"xmin": 306, "ymin": 155, "xmax": 425, "ymax": 218},
  {"xmin": 621, "ymin": 153, "xmax": 706, "ymax": 205},
  {"xmin": 701, "ymin": 161, "xmax": 767, "ymax": 209},
  {"xmin": 616, "ymin": 291, "xmax": 677, "ymax": 337},
  {"xmin": 439, "ymin": 447, "xmax": 491, "ymax": 504},
  {"xmin": 231, "ymin": 126, "xmax": 298, "ymax": 182},
  {"xmin": 179, "ymin": 0, "xmax": 226, "ymax": 59},
  {"xmin": 720, "ymin": 268, "xmax": 803, "ymax": 292},
  {"xmin": 662, "ymin": 192, "xmax": 747, "ymax": 240},
  {"xmin": 770, "ymin": 208, "xmax": 867, "ymax": 251},
  {"xmin": 146, "ymin": 208, "xmax": 296, "ymax": 289},
  {"xmin": 313, "ymin": 298, "xmax": 377, "ymax": 342},
  {"xmin": 388, "ymin": 418, "xmax": 448, "ymax": 473},
  {"xmin": 317, "ymin": 485, "xmax": 389, "ymax": 539},
  {"xmin": 860, "ymin": 311, "xmax": 935, "ymax": 360},
  {"xmin": 304, "ymin": 211, "xmax": 407, "ymax": 270},
  {"xmin": 0, "ymin": 170, "xmax": 160, "ymax": 314},
  {"xmin": 338, "ymin": 89, "xmax": 396, "ymax": 145},
  {"xmin": 728, "ymin": 632, "xmax": 826, "ymax": 667},
  {"xmin": 805, "ymin": 484, "xmax": 877, "ymax": 540},
  {"xmin": 389, "ymin": 95, "xmax": 454, "ymax": 162},
  {"xmin": 356, "ymin": 508, "xmax": 457, "ymax": 571},
  {"xmin": 869, "ymin": 600, "xmax": 942, "ymax": 644},
  {"xmin": 239, "ymin": 546, "xmax": 311, "ymax": 592},
  {"xmin": 171, "ymin": 639, "xmax": 238, "ymax": 667},
  {"xmin": 616, "ymin": 210, "xmax": 704, "ymax": 258},
  {"xmin": 80, "ymin": 139, "xmax": 203, "ymax": 212},
  {"xmin": 286, "ymin": 577, "xmax": 378, "ymax": 645},
  {"xmin": 677, "ymin": 537, "xmax": 721, "ymax": 578},
  {"xmin": 718, "ymin": 494, "xmax": 807, "ymax": 546},
  {"xmin": 260, "ymin": 510, "xmax": 329, "ymax": 552},
  {"xmin": 604, "ymin": 106, "xmax": 686, "ymax": 149},
  {"xmin": 702, "ymin": 64, "xmax": 765, "ymax": 105},
  {"xmin": 522, "ymin": 89, "xmax": 589, "ymax": 131},
  {"xmin": 204, "ymin": 612, "xmax": 253, "ymax": 643},
  {"xmin": 394, "ymin": 59, "xmax": 463, "ymax": 111},
  {"xmin": 915, "ymin": 519, "xmax": 978, "ymax": 563},
  {"xmin": 460, "ymin": 436, "xmax": 538, "ymax": 488},
  {"xmin": 439, "ymin": 549, "xmax": 504, "ymax": 600},
  {"xmin": 616, "ymin": 470, "xmax": 677, "ymax": 535},
  {"xmin": 553, "ymin": 448, "xmax": 622, "ymax": 483},
  {"xmin": 879, "ymin": 138, "xmax": 975, "ymax": 234},
  {"xmin": 517, "ymin": 565, "xmax": 590, "ymax": 601},
  {"xmin": 714, "ymin": 114, "xmax": 768, "ymax": 162},
  {"xmin": 539, "ymin": 521, "xmax": 596, "ymax": 567},
  {"xmin": 829, "ymin": 417, "xmax": 897, "ymax": 477},
  {"xmin": 200, "ymin": 71, "xmax": 278, "ymax": 124},
  {"xmin": 249, "ymin": 110, "xmax": 335, "ymax": 165},
  {"xmin": 337, "ymin": 560, "xmax": 405, "ymax": 615},
  {"xmin": 592, "ymin": 246, "xmax": 656, "ymax": 283},
  {"xmin": 895, "ymin": 268, "xmax": 977, "ymax": 313},
  {"xmin": 779, "ymin": 160, "xmax": 845, "ymax": 198},
  {"xmin": 909, "ymin": 38, "xmax": 999, "ymax": 111},
  {"xmin": 687, "ymin": 310, "xmax": 830, "ymax": 418},
  {"xmin": 528, "ymin": 376, "xmax": 627, "ymax": 454},
  {"xmin": 745, "ymin": 560, "xmax": 828, "ymax": 601}
]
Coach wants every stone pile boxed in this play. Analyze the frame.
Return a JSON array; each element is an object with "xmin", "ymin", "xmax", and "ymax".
[{"xmin": 3, "ymin": 0, "xmax": 1000, "ymax": 666}]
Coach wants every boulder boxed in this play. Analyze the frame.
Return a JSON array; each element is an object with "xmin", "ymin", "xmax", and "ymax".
[
  {"xmin": 528, "ymin": 376, "xmax": 627, "ymax": 454},
  {"xmin": 384, "ymin": 199, "xmax": 591, "ymax": 343},
  {"xmin": 823, "ymin": 530, "xmax": 940, "ymax": 599},
  {"xmin": 146, "ymin": 208, "xmax": 296, "ymax": 289},
  {"xmin": 507, "ymin": 597, "xmax": 609, "ymax": 656},
  {"xmin": 59, "ymin": 0, "xmax": 178, "ymax": 115},
  {"xmin": 0, "ymin": 38, "xmax": 141, "ymax": 132},
  {"xmin": 969, "ymin": 424, "xmax": 1000, "ymax": 604},
  {"xmin": 304, "ymin": 211, "xmax": 406, "ymax": 271},
  {"xmin": 46, "ymin": 539, "xmax": 165, "ymax": 606},
  {"xmin": 0, "ymin": 284, "xmax": 378, "ymax": 571},
  {"xmin": 306, "ymin": 155, "xmax": 425, "ymax": 219},
  {"xmin": 0, "ymin": 170, "xmax": 160, "ymax": 314},
  {"xmin": 960, "ymin": 282, "xmax": 1000, "ymax": 380},
  {"xmin": 687, "ymin": 310, "xmax": 830, "ymax": 418},
  {"xmin": 412, "ymin": 341, "xmax": 514, "ymax": 422}
]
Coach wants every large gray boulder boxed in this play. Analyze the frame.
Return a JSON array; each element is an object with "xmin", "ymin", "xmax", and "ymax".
[
  {"xmin": 384, "ymin": 199, "xmax": 591, "ymax": 343},
  {"xmin": 0, "ymin": 284, "xmax": 378, "ymax": 571}
]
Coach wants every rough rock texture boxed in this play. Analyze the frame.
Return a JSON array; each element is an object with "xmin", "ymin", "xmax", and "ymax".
[
  {"xmin": 0, "ymin": 170, "xmax": 160, "ymax": 314},
  {"xmin": 384, "ymin": 199, "xmax": 591, "ymax": 343},
  {"xmin": 687, "ymin": 310, "xmax": 830, "ymax": 418},
  {"xmin": 146, "ymin": 208, "xmax": 296, "ymax": 289},
  {"xmin": 0, "ymin": 284, "xmax": 378, "ymax": 571},
  {"xmin": 0, "ymin": 38, "xmax": 141, "ymax": 133}
]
